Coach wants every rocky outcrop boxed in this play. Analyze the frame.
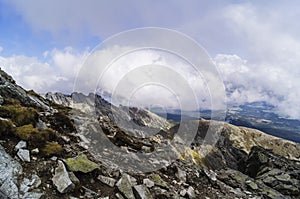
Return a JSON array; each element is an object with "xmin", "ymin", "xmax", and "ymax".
[
  {"xmin": 244, "ymin": 146, "xmax": 300, "ymax": 196},
  {"xmin": 0, "ymin": 68, "xmax": 51, "ymax": 110},
  {"xmin": 44, "ymin": 92, "xmax": 172, "ymax": 136}
]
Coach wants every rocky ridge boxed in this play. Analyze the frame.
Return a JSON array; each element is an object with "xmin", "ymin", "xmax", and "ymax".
[{"xmin": 0, "ymin": 67, "xmax": 300, "ymax": 198}]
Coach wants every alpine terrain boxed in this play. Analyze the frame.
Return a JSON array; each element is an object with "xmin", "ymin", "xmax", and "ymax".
[{"xmin": 1, "ymin": 67, "xmax": 300, "ymax": 199}]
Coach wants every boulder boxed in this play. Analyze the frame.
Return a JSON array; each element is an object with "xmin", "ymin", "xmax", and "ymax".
[{"xmin": 52, "ymin": 160, "xmax": 75, "ymax": 193}]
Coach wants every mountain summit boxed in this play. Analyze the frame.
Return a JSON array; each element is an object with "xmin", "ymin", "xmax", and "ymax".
[{"xmin": 1, "ymin": 67, "xmax": 300, "ymax": 198}]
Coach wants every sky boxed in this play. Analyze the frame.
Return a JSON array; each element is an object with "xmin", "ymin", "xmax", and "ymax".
[{"xmin": 0, "ymin": 0, "xmax": 300, "ymax": 118}]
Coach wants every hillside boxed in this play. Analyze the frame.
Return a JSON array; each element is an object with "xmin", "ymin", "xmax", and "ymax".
[{"xmin": 1, "ymin": 67, "xmax": 300, "ymax": 199}]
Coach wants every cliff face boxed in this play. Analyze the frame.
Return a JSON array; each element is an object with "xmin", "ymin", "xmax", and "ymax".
[{"xmin": 1, "ymin": 67, "xmax": 300, "ymax": 199}]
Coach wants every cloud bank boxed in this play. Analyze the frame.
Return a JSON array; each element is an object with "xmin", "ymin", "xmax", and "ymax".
[
  {"xmin": 1, "ymin": 1, "xmax": 300, "ymax": 119},
  {"xmin": 1, "ymin": 46, "xmax": 300, "ymax": 119}
]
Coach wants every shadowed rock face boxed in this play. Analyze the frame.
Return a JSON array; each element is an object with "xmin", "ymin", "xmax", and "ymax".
[{"xmin": 1, "ymin": 67, "xmax": 300, "ymax": 198}]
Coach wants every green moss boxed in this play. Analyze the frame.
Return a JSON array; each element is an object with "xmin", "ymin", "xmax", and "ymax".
[
  {"xmin": 0, "ymin": 119, "xmax": 15, "ymax": 137},
  {"xmin": 41, "ymin": 141, "xmax": 63, "ymax": 156},
  {"xmin": 0, "ymin": 105, "xmax": 38, "ymax": 126},
  {"xmin": 65, "ymin": 154, "xmax": 99, "ymax": 173}
]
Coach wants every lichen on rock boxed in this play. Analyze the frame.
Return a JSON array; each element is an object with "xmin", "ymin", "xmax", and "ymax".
[{"xmin": 65, "ymin": 154, "xmax": 99, "ymax": 173}]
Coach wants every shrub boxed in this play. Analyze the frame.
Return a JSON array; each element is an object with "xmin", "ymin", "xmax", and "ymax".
[
  {"xmin": 15, "ymin": 124, "xmax": 58, "ymax": 148},
  {"xmin": 3, "ymin": 98, "xmax": 20, "ymax": 105},
  {"xmin": 0, "ymin": 105, "xmax": 38, "ymax": 126},
  {"xmin": 0, "ymin": 119, "xmax": 15, "ymax": 137},
  {"xmin": 15, "ymin": 124, "xmax": 40, "ymax": 141},
  {"xmin": 41, "ymin": 141, "xmax": 63, "ymax": 156},
  {"xmin": 49, "ymin": 111, "xmax": 75, "ymax": 133}
]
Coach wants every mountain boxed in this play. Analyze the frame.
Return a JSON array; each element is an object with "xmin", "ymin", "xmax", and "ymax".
[
  {"xmin": 153, "ymin": 102, "xmax": 300, "ymax": 143},
  {"xmin": 226, "ymin": 102, "xmax": 300, "ymax": 143},
  {"xmin": 1, "ymin": 67, "xmax": 300, "ymax": 198}
]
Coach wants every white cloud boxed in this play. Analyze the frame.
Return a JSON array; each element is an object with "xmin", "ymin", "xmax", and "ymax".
[
  {"xmin": 0, "ymin": 46, "xmax": 3, "ymax": 53},
  {"xmin": 1, "ymin": 45, "xmax": 300, "ymax": 119},
  {"xmin": 214, "ymin": 54, "xmax": 300, "ymax": 119},
  {"xmin": 0, "ymin": 46, "xmax": 223, "ymax": 112},
  {"xmin": 0, "ymin": 47, "xmax": 88, "ymax": 93},
  {"xmin": 75, "ymin": 47, "xmax": 217, "ymax": 111},
  {"xmin": 214, "ymin": 3, "xmax": 300, "ymax": 119}
]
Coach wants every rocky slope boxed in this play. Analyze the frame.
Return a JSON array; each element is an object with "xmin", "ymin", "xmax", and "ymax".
[{"xmin": 1, "ymin": 67, "xmax": 300, "ymax": 198}]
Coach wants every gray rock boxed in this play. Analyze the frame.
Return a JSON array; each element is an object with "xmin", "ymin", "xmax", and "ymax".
[
  {"xmin": 0, "ymin": 191, "xmax": 7, "ymax": 199},
  {"xmin": 82, "ymin": 186, "xmax": 99, "ymax": 198},
  {"xmin": 0, "ymin": 68, "xmax": 51, "ymax": 110},
  {"xmin": 22, "ymin": 191, "xmax": 43, "ymax": 199},
  {"xmin": 246, "ymin": 180, "xmax": 258, "ymax": 190},
  {"xmin": 20, "ymin": 174, "xmax": 41, "ymax": 193},
  {"xmin": 17, "ymin": 149, "xmax": 30, "ymax": 162},
  {"xmin": 116, "ymin": 193, "xmax": 125, "ymax": 199},
  {"xmin": 0, "ymin": 95, "xmax": 3, "ymax": 105},
  {"xmin": 0, "ymin": 178, "xmax": 19, "ymax": 199},
  {"xmin": 52, "ymin": 160, "xmax": 75, "ymax": 193},
  {"xmin": 175, "ymin": 167, "xmax": 187, "ymax": 183},
  {"xmin": 180, "ymin": 189, "xmax": 187, "ymax": 196},
  {"xmin": 0, "ymin": 145, "xmax": 22, "ymax": 199},
  {"xmin": 68, "ymin": 172, "xmax": 80, "ymax": 185},
  {"xmin": 116, "ymin": 173, "xmax": 135, "ymax": 199},
  {"xmin": 204, "ymin": 170, "xmax": 217, "ymax": 182},
  {"xmin": 133, "ymin": 185, "xmax": 153, "ymax": 199},
  {"xmin": 149, "ymin": 174, "xmax": 167, "ymax": 188},
  {"xmin": 15, "ymin": 141, "xmax": 27, "ymax": 151},
  {"xmin": 31, "ymin": 148, "xmax": 39, "ymax": 155},
  {"xmin": 186, "ymin": 186, "xmax": 195, "ymax": 199},
  {"xmin": 36, "ymin": 120, "xmax": 47, "ymax": 130},
  {"xmin": 103, "ymin": 167, "xmax": 120, "ymax": 178},
  {"xmin": 50, "ymin": 156, "xmax": 58, "ymax": 161},
  {"xmin": 97, "ymin": 175, "xmax": 116, "ymax": 187},
  {"xmin": 143, "ymin": 178, "xmax": 154, "ymax": 188}
]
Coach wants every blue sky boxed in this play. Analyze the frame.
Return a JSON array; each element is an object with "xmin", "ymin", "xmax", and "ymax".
[{"xmin": 0, "ymin": 0, "xmax": 300, "ymax": 118}]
